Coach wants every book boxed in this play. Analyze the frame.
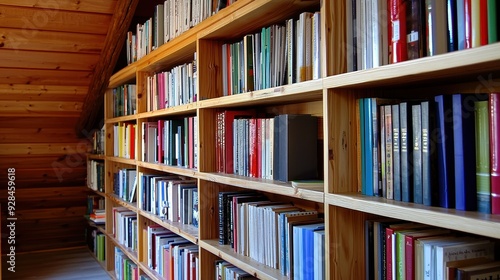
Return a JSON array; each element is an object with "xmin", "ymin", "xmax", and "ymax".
[
  {"xmin": 456, "ymin": 260, "xmax": 500, "ymax": 279},
  {"xmin": 392, "ymin": 104, "xmax": 402, "ymax": 201},
  {"xmin": 490, "ymin": 93, "xmax": 500, "ymax": 214},
  {"xmin": 406, "ymin": 0, "xmax": 425, "ymax": 59},
  {"xmin": 412, "ymin": 104, "xmax": 423, "ymax": 204},
  {"xmin": 426, "ymin": 0, "xmax": 448, "ymax": 56},
  {"xmin": 421, "ymin": 100, "xmax": 437, "ymax": 206},
  {"xmin": 452, "ymin": 94, "xmax": 479, "ymax": 211},
  {"xmin": 487, "ymin": 0, "xmax": 498, "ymax": 44},
  {"xmin": 273, "ymin": 114, "xmax": 319, "ymax": 182},
  {"xmin": 389, "ymin": 0, "xmax": 408, "ymax": 63},
  {"xmin": 291, "ymin": 180, "xmax": 324, "ymax": 191},
  {"xmin": 434, "ymin": 94, "xmax": 456, "ymax": 208},
  {"xmin": 475, "ymin": 100, "xmax": 491, "ymax": 213},
  {"xmin": 445, "ymin": 257, "xmax": 490, "ymax": 280},
  {"xmin": 400, "ymin": 101, "xmax": 414, "ymax": 202}
]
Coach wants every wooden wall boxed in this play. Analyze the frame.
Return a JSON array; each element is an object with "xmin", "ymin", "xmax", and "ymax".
[{"xmin": 0, "ymin": 0, "xmax": 117, "ymax": 253}]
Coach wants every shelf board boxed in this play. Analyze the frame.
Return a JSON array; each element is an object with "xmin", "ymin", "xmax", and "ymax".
[
  {"xmin": 326, "ymin": 193, "xmax": 500, "ymax": 239},
  {"xmin": 87, "ymin": 187, "xmax": 106, "ymax": 197},
  {"xmin": 107, "ymin": 194, "xmax": 139, "ymax": 212},
  {"xmin": 105, "ymin": 115, "xmax": 137, "ymax": 124},
  {"xmin": 138, "ymin": 261, "xmax": 165, "ymax": 280},
  {"xmin": 136, "ymin": 103, "xmax": 198, "ymax": 119},
  {"xmin": 323, "ymin": 42, "xmax": 500, "ymax": 89},
  {"xmin": 198, "ymin": 79, "xmax": 323, "ymax": 109},
  {"xmin": 87, "ymin": 153, "xmax": 106, "ymax": 160},
  {"xmin": 199, "ymin": 172, "xmax": 324, "ymax": 203},
  {"xmin": 138, "ymin": 209, "xmax": 199, "ymax": 244},
  {"xmin": 106, "ymin": 156, "xmax": 137, "ymax": 166},
  {"xmin": 200, "ymin": 239, "xmax": 287, "ymax": 280},
  {"xmin": 136, "ymin": 161, "xmax": 198, "ymax": 178},
  {"xmin": 108, "ymin": 234, "xmax": 139, "ymax": 264}
]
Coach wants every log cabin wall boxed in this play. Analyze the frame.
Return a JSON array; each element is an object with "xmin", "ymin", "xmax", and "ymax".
[{"xmin": 0, "ymin": 0, "xmax": 117, "ymax": 253}]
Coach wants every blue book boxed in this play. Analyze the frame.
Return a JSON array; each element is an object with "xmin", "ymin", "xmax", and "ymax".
[
  {"xmin": 435, "ymin": 95, "xmax": 456, "ymax": 208},
  {"xmin": 365, "ymin": 98, "xmax": 374, "ymax": 196},
  {"xmin": 371, "ymin": 98, "xmax": 381, "ymax": 196},
  {"xmin": 300, "ymin": 223, "xmax": 325, "ymax": 279},
  {"xmin": 421, "ymin": 100, "xmax": 437, "ymax": 206},
  {"xmin": 452, "ymin": 94, "xmax": 477, "ymax": 211}
]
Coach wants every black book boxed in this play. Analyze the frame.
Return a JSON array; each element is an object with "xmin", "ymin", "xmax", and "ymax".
[
  {"xmin": 400, "ymin": 102, "xmax": 414, "ymax": 202},
  {"xmin": 273, "ymin": 114, "xmax": 319, "ymax": 182},
  {"xmin": 412, "ymin": 104, "xmax": 423, "ymax": 204}
]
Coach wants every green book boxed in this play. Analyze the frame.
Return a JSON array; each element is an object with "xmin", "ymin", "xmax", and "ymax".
[
  {"xmin": 487, "ymin": 0, "xmax": 498, "ymax": 43},
  {"xmin": 475, "ymin": 100, "xmax": 491, "ymax": 213}
]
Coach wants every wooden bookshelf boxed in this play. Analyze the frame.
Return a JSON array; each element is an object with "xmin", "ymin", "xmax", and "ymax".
[{"xmin": 95, "ymin": 0, "xmax": 500, "ymax": 279}]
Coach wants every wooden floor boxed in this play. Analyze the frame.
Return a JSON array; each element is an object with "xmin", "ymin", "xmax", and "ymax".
[{"xmin": 1, "ymin": 247, "xmax": 112, "ymax": 280}]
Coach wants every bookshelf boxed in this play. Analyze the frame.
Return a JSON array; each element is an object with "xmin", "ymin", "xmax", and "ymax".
[{"xmin": 95, "ymin": 0, "xmax": 500, "ymax": 279}]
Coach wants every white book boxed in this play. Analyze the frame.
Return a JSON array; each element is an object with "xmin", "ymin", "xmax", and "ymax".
[{"xmin": 312, "ymin": 11, "xmax": 321, "ymax": 80}]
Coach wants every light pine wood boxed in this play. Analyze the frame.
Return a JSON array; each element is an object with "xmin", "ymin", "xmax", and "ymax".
[
  {"xmin": 198, "ymin": 39, "xmax": 223, "ymax": 100},
  {"xmin": 0, "ymin": 0, "xmax": 117, "ymax": 14},
  {"xmin": 0, "ymin": 128, "xmax": 81, "ymax": 143},
  {"xmin": 0, "ymin": 68, "xmax": 92, "ymax": 86},
  {"xmin": 0, "ymin": 5, "xmax": 111, "ymax": 34},
  {"xmin": 0, "ymin": 84, "xmax": 87, "ymax": 101},
  {"xmin": 0, "ymin": 116, "xmax": 80, "ymax": 128},
  {"xmin": 0, "ymin": 143, "xmax": 89, "ymax": 155},
  {"xmin": 0, "ymin": 49, "xmax": 99, "ymax": 71},
  {"xmin": 0, "ymin": 101, "xmax": 83, "ymax": 117},
  {"xmin": 0, "ymin": 28, "xmax": 105, "ymax": 53}
]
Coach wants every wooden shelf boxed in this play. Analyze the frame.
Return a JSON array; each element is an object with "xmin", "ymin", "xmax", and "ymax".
[
  {"xmin": 138, "ymin": 209, "xmax": 199, "ymax": 245},
  {"xmin": 325, "ymin": 193, "xmax": 500, "ymax": 239},
  {"xmin": 87, "ymin": 153, "xmax": 106, "ymax": 160},
  {"xmin": 105, "ymin": 115, "xmax": 138, "ymax": 124},
  {"xmin": 137, "ymin": 103, "xmax": 198, "ymax": 119},
  {"xmin": 199, "ymin": 172, "xmax": 324, "ymax": 203},
  {"xmin": 106, "ymin": 156, "xmax": 137, "ymax": 166},
  {"xmin": 138, "ymin": 261, "xmax": 167, "ymax": 280},
  {"xmin": 107, "ymin": 234, "xmax": 139, "ymax": 264},
  {"xmin": 323, "ymin": 42, "xmax": 500, "ymax": 89},
  {"xmin": 136, "ymin": 161, "xmax": 199, "ymax": 178},
  {"xmin": 200, "ymin": 239, "xmax": 287, "ymax": 280},
  {"xmin": 107, "ymin": 194, "xmax": 139, "ymax": 212}
]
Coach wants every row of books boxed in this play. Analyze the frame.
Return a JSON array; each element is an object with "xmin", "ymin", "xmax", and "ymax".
[
  {"xmin": 348, "ymin": 0, "xmax": 499, "ymax": 71},
  {"xmin": 142, "ymin": 117, "xmax": 198, "ymax": 169},
  {"xmin": 139, "ymin": 173, "xmax": 198, "ymax": 226},
  {"xmin": 216, "ymin": 111, "xmax": 319, "ymax": 182},
  {"xmin": 90, "ymin": 125, "xmax": 105, "ymax": 155},
  {"xmin": 145, "ymin": 224, "xmax": 199, "ymax": 279},
  {"xmin": 358, "ymin": 93, "xmax": 500, "ymax": 214},
  {"xmin": 113, "ymin": 168, "xmax": 137, "ymax": 203},
  {"xmin": 218, "ymin": 191, "xmax": 325, "ymax": 278},
  {"xmin": 365, "ymin": 218, "xmax": 500, "ymax": 280},
  {"xmin": 87, "ymin": 160, "xmax": 104, "ymax": 192},
  {"xmin": 221, "ymin": 11, "xmax": 321, "ymax": 96},
  {"xmin": 92, "ymin": 230, "xmax": 106, "ymax": 262},
  {"xmin": 114, "ymin": 247, "xmax": 139, "ymax": 280},
  {"xmin": 215, "ymin": 260, "xmax": 258, "ymax": 279},
  {"xmin": 145, "ymin": 53, "xmax": 197, "ymax": 111},
  {"xmin": 113, "ymin": 84, "xmax": 137, "ymax": 117},
  {"xmin": 113, "ymin": 122, "xmax": 136, "ymax": 160},
  {"xmin": 113, "ymin": 207, "xmax": 138, "ymax": 252},
  {"xmin": 87, "ymin": 194, "xmax": 105, "ymax": 224}
]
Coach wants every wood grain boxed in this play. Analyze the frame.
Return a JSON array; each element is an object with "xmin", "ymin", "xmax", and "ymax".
[
  {"xmin": 0, "ymin": 84, "xmax": 88, "ymax": 102},
  {"xmin": 0, "ymin": 68, "xmax": 92, "ymax": 86},
  {"xmin": 0, "ymin": 0, "xmax": 117, "ymax": 14},
  {"xmin": 0, "ymin": 49, "xmax": 99, "ymax": 71}
]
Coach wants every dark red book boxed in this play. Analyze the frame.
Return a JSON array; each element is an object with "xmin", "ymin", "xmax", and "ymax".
[
  {"xmin": 490, "ymin": 93, "xmax": 500, "ymax": 214},
  {"xmin": 256, "ymin": 118, "xmax": 263, "ymax": 178},
  {"xmin": 480, "ymin": 0, "xmax": 489, "ymax": 45},
  {"xmin": 406, "ymin": 0, "xmax": 425, "ymax": 59},
  {"xmin": 390, "ymin": 0, "xmax": 407, "ymax": 63},
  {"xmin": 221, "ymin": 110, "xmax": 255, "ymax": 174}
]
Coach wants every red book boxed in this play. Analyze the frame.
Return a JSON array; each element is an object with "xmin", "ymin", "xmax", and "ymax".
[
  {"xmin": 480, "ymin": 0, "xmax": 489, "ymax": 45},
  {"xmin": 221, "ymin": 110, "xmax": 255, "ymax": 174},
  {"xmin": 257, "ymin": 118, "xmax": 263, "ymax": 178},
  {"xmin": 389, "ymin": 0, "xmax": 407, "ymax": 63},
  {"xmin": 490, "ymin": 93, "xmax": 500, "ymax": 214},
  {"xmin": 465, "ymin": 0, "xmax": 473, "ymax": 48}
]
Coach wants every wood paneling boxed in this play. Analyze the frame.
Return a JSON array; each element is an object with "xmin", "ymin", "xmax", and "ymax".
[
  {"xmin": 0, "ymin": 68, "xmax": 92, "ymax": 86},
  {"xmin": 0, "ymin": 100, "xmax": 83, "ymax": 116},
  {"xmin": 0, "ymin": 143, "xmax": 89, "ymax": 155},
  {"xmin": 0, "ymin": 128, "xmax": 82, "ymax": 143},
  {"xmin": 0, "ymin": 28, "xmax": 105, "ymax": 53},
  {"xmin": 0, "ymin": 49, "xmax": 99, "ymax": 71},
  {"xmin": 0, "ymin": 155, "xmax": 87, "ymax": 169},
  {"xmin": 0, "ymin": 0, "xmax": 117, "ymax": 14},
  {"xmin": 0, "ymin": 5, "xmax": 112, "ymax": 34},
  {"xmin": 0, "ymin": 117, "xmax": 80, "ymax": 128},
  {"xmin": 0, "ymin": 84, "xmax": 87, "ymax": 102}
]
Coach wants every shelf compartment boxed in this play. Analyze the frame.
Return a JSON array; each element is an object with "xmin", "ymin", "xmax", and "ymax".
[
  {"xmin": 199, "ymin": 172, "xmax": 324, "ymax": 203},
  {"xmin": 326, "ymin": 193, "xmax": 500, "ymax": 239},
  {"xmin": 200, "ymin": 239, "xmax": 287, "ymax": 280},
  {"xmin": 323, "ymin": 43, "xmax": 500, "ymax": 89},
  {"xmin": 138, "ymin": 209, "xmax": 199, "ymax": 245}
]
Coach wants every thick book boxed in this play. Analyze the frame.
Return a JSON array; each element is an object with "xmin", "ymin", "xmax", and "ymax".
[
  {"xmin": 364, "ymin": 98, "xmax": 374, "ymax": 196},
  {"xmin": 421, "ymin": 100, "xmax": 438, "ymax": 206},
  {"xmin": 273, "ymin": 114, "xmax": 319, "ymax": 182},
  {"xmin": 452, "ymin": 94, "xmax": 478, "ymax": 211},
  {"xmin": 425, "ymin": 0, "xmax": 448, "ymax": 56},
  {"xmin": 490, "ymin": 93, "xmax": 500, "ymax": 214},
  {"xmin": 487, "ymin": 0, "xmax": 498, "ymax": 43},
  {"xmin": 475, "ymin": 100, "xmax": 491, "ymax": 213},
  {"xmin": 392, "ymin": 104, "xmax": 402, "ymax": 201},
  {"xmin": 406, "ymin": 0, "xmax": 425, "ymax": 60},
  {"xmin": 389, "ymin": 0, "xmax": 408, "ymax": 63},
  {"xmin": 434, "ymin": 95, "xmax": 456, "ymax": 208}
]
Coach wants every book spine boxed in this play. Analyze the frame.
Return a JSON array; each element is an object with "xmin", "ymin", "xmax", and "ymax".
[
  {"xmin": 371, "ymin": 98, "xmax": 380, "ymax": 196},
  {"xmin": 453, "ymin": 94, "xmax": 477, "ymax": 211},
  {"xmin": 406, "ymin": 0, "xmax": 424, "ymax": 60},
  {"xmin": 400, "ymin": 102, "xmax": 413, "ymax": 202},
  {"xmin": 490, "ymin": 93, "xmax": 500, "ymax": 214},
  {"xmin": 392, "ymin": 104, "xmax": 401, "ymax": 201},
  {"xmin": 218, "ymin": 193, "xmax": 225, "ymax": 244},
  {"xmin": 471, "ymin": 0, "xmax": 481, "ymax": 47},
  {"xmin": 457, "ymin": 0, "xmax": 466, "ymax": 50},
  {"xmin": 385, "ymin": 105, "xmax": 394, "ymax": 199},
  {"xmin": 380, "ymin": 105, "xmax": 387, "ymax": 198},
  {"xmin": 487, "ymin": 0, "xmax": 498, "ymax": 43},
  {"xmin": 475, "ymin": 100, "xmax": 491, "ymax": 213},
  {"xmin": 412, "ymin": 104, "xmax": 423, "ymax": 204},
  {"xmin": 447, "ymin": 0, "xmax": 458, "ymax": 51},
  {"xmin": 465, "ymin": 0, "xmax": 473, "ymax": 48},
  {"xmin": 390, "ymin": 0, "xmax": 408, "ymax": 63},
  {"xmin": 365, "ymin": 99, "xmax": 374, "ymax": 196},
  {"xmin": 421, "ymin": 101, "xmax": 432, "ymax": 206},
  {"xmin": 360, "ymin": 99, "xmax": 367, "ymax": 195},
  {"xmin": 479, "ymin": 0, "xmax": 488, "ymax": 45}
]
